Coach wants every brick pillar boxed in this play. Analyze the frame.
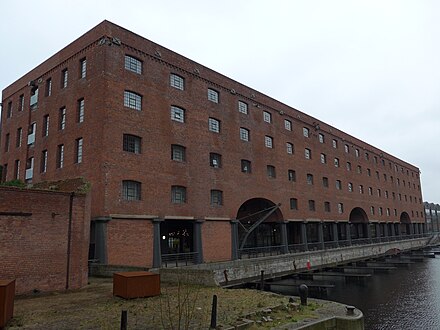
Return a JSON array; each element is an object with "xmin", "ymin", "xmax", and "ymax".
[
  {"xmin": 280, "ymin": 221, "xmax": 289, "ymax": 254},
  {"xmin": 194, "ymin": 220, "xmax": 204, "ymax": 264},
  {"xmin": 93, "ymin": 217, "xmax": 110, "ymax": 264},
  {"xmin": 409, "ymin": 223, "xmax": 414, "ymax": 236},
  {"xmin": 152, "ymin": 218, "xmax": 163, "ymax": 268},
  {"xmin": 366, "ymin": 223, "xmax": 372, "ymax": 241},
  {"xmin": 231, "ymin": 220, "xmax": 239, "ymax": 260},
  {"xmin": 375, "ymin": 223, "xmax": 381, "ymax": 240},
  {"xmin": 384, "ymin": 223, "xmax": 389, "ymax": 238},
  {"xmin": 301, "ymin": 222, "xmax": 308, "ymax": 251},
  {"xmin": 332, "ymin": 223, "xmax": 339, "ymax": 247}
]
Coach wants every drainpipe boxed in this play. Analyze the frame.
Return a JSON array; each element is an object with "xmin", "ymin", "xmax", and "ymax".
[{"xmin": 65, "ymin": 192, "xmax": 74, "ymax": 290}]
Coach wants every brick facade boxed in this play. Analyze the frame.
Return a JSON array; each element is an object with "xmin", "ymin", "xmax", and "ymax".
[
  {"xmin": 0, "ymin": 186, "xmax": 90, "ymax": 294},
  {"xmin": 0, "ymin": 20, "xmax": 424, "ymax": 268}
]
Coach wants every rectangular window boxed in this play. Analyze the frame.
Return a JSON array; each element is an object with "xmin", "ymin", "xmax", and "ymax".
[
  {"xmin": 263, "ymin": 111, "xmax": 272, "ymax": 123},
  {"xmin": 265, "ymin": 136, "xmax": 273, "ymax": 148},
  {"xmin": 307, "ymin": 173, "xmax": 314, "ymax": 185},
  {"xmin": 19, "ymin": 95, "xmax": 24, "ymax": 111},
  {"xmin": 78, "ymin": 98, "xmax": 85, "ymax": 123},
  {"xmin": 365, "ymin": 152, "xmax": 369, "ymax": 160},
  {"xmin": 290, "ymin": 198, "xmax": 298, "ymax": 210},
  {"xmin": 125, "ymin": 55, "xmax": 143, "ymax": 74},
  {"xmin": 171, "ymin": 144, "xmax": 186, "ymax": 162},
  {"xmin": 305, "ymin": 148, "xmax": 311, "ymax": 159},
  {"xmin": 286, "ymin": 142, "xmax": 294, "ymax": 154},
  {"xmin": 75, "ymin": 138, "xmax": 83, "ymax": 163},
  {"xmin": 61, "ymin": 69, "xmax": 68, "ymax": 88},
  {"xmin": 338, "ymin": 203, "xmax": 344, "ymax": 214},
  {"xmin": 267, "ymin": 165, "xmax": 276, "ymax": 178},
  {"xmin": 320, "ymin": 153, "xmax": 326, "ymax": 164},
  {"xmin": 16, "ymin": 128, "xmax": 22, "ymax": 148},
  {"xmin": 123, "ymin": 180, "xmax": 141, "ymax": 201},
  {"xmin": 346, "ymin": 162, "xmax": 352, "ymax": 171},
  {"xmin": 41, "ymin": 150, "xmax": 48, "ymax": 173},
  {"xmin": 379, "ymin": 207, "xmax": 383, "ymax": 216},
  {"xmin": 355, "ymin": 149, "xmax": 360, "ymax": 157},
  {"xmin": 359, "ymin": 185, "xmax": 364, "ymax": 194},
  {"xmin": 357, "ymin": 165, "xmax": 362, "ymax": 174},
  {"xmin": 210, "ymin": 153, "xmax": 222, "ymax": 168},
  {"xmin": 7, "ymin": 101, "xmax": 12, "ymax": 118},
  {"xmin": 332, "ymin": 139, "xmax": 338, "ymax": 148},
  {"xmin": 43, "ymin": 115, "xmax": 49, "ymax": 137},
  {"xmin": 124, "ymin": 91, "xmax": 142, "ymax": 110},
  {"xmin": 282, "ymin": 119, "xmax": 291, "ymax": 131},
  {"xmin": 334, "ymin": 158, "xmax": 339, "ymax": 167},
  {"xmin": 27, "ymin": 123, "xmax": 36, "ymax": 145},
  {"xmin": 80, "ymin": 58, "xmax": 87, "ymax": 78},
  {"xmin": 4, "ymin": 133, "xmax": 10, "ymax": 152},
  {"xmin": 207, "ymin": 88, "xmax": 219, "ymax": 103},
  {"xmin": 1, "ymin": 164, "xmax": 7, "ymax": 182},
  {"xmin": 208, "ymin": 117, "xmax": 220, "ymax": 133},
  {"xmin": 303, "ymin": 127, "xmax": 309, "ymax": 137},
  {"xmin": 171, "ymin": 186, "xmax": 187, "ymax": 203},
  {"xmin": 336, "ymin": 180, "xmax": 342, "ymax": 190},
  {"xmin": 370, "ymin": 206, "xmax": 375, "ymax": 215},
  {"xmin": 170, "ymin": 73, "xmax": 184, "ymax": 90},
  {"xmin": 344, "ymin": 144, "xmax": 349, "ymax": 153},
  {"xmin": 14, "ymin": 160, "xmax": 20, "ymax": 179},
  {"xmin": 238, "ymin": 101, "xmax": 248, "ymax": 114},
  {"xmin": 348, "ymin": 182, "xmax": 353, "ymax": 192},
  {"xmin": 171, "ymin": 106, "xmax": 185, "ymax": 123},
  {"xmin": 241, "ymin": 159, "xmax": 251, "ymax": 173},
  {"xmin": 318, "ymin": 133, "xmax": 324, "ymax": 143},
  {"xmin": 46, "ymin": 78, "xmax": 52, "ymax": 96},
  {"xmin": 240, "ymin": 128, "xmax": 249, "ymax": 141},
  {"xmin": 56, "ymin": 144, "xmax": 64, "ymax": 168},
  {"xmin": 30, "ymin": 87, "xmax": 38, "ymax": 109},
  {"xmin": 288, "ymin": 170, "xmax": 296, "ymax": 182},
  {"xmin": 210, "ymin": 190, "xmax": 223, "ymax": 206},
  {"xmin": 25, "ymin": 157, "xmax": 34, "ymax": 180},
  {"xmin": 59, "ymin": 107, "xmax": 66, "ymax": 130},
  {"xmin": 324, "ymin": 202, "xmax": 331, "ymax": 212},
  {"xmin": 322, "ymin": 177, "xmax": 329, "ymax": 187},
  {"xmin": 308, "ymin": 200, "xmax": 316, "ymax": 211}
]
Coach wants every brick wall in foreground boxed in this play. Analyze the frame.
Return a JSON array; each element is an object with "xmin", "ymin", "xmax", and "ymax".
[{"xmin": 0, "ymin": 186, "xmax": 91, "ymax": 294}]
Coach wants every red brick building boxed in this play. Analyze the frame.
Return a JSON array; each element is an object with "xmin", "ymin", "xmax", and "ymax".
[
  {"xmin": 0, "ymin": 185, "xmax": 90, "ymax": 294},
  {"xmin": 0, "ymin": 20, "xmax": 425, "ymax": 269}
]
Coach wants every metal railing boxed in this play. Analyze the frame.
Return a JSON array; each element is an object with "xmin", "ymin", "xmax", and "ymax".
[
  {"xmin": 238, "ymin": 245, "xmax": 283, "ymax": 259},
  {"xmin": 161, "ymin": 252, "xmax": 198, "ymax": 268}
]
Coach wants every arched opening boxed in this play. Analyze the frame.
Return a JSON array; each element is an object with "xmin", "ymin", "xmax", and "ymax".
[
  {"xmin": 400, "ymin": 212, "xmax": 411, "ymax": 237},
  {"xmin": 236, "ymin": 198, "xmax": 283, "ymax": 256},
  {"xmin": 349, "ymin": 207, "xmax": 369, "ymax": 241}
]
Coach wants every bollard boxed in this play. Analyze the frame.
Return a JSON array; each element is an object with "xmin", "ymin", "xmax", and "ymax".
[
  {"xmin": 298, "ymin": 284, "xmax": 308, "ymax": 306},
  {"xmin": 210, "ymin": 294, "xmax": 217, "ymax": 329},
  {"xmin": 260, "ymin": 270, "xmax": 264, "ymax": 291},
  {"xmin": 120, "ymin": 310, "xmax": 127, "ymax": 330}
]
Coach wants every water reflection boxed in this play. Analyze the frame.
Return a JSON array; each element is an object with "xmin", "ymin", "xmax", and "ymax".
[{"xmin": 270, "ymin": 259, "xmax": 440, "ymax": 329}]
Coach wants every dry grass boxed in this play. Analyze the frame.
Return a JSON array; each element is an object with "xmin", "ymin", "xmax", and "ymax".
[{"xmin": 7, "ymin": 277, "xmax": 324, "ymax": 329}]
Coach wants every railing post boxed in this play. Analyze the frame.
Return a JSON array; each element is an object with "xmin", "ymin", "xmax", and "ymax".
[{"xmin": 332, "ymin": 222, "xmax": 339, "ymax": 248}]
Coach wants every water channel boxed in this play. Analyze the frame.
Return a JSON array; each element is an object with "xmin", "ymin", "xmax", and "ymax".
[{"xmin": 271, "ymin": 257, "xmax": 440, "ymax": 329}]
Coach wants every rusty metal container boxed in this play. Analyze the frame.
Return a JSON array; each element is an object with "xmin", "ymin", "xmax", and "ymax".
[
  {"xmin": 113, "ymin": 271, "xmax": 160, "ymax": 299},
  {"xmin": 0, "ymin": 279, "xmax": 15, "ymax": 329}
]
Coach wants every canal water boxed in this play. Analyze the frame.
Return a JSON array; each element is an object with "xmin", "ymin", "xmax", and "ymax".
[{"xmin": 272, "ymin": 257, "xmax": 440, "ymax": 329}]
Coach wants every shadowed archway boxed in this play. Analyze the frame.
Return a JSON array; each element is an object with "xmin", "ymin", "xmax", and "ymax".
[
  {"xmin": 236, "ymin": 198, "xmax": 283, "ymax": 253},
  {"xmin": 349, "ymin": 207, "xmax": 369, "ymax": 239},
  {"xmin": 400, "ymin": 211, "xmax": 412, "ymax": 236}
]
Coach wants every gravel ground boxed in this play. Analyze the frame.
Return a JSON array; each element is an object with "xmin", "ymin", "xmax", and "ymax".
[{"xmin": 6, "ymin": 277, "xmax": 354, "ymax": 329}]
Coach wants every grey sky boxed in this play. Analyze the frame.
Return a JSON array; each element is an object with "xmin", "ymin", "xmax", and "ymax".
[{"xmin": 1, "ymin": 0, "xmax": 439, "ymax": 202}]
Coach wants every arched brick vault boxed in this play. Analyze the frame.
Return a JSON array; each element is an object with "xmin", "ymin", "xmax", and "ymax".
[
  {"xmin": 349, "ymin": 207, "xmax": 369, "ymax": 223},
  {"xmin": 349, "ymin": 207, "xmax": 369, "ymax": 239},
  {"xmin": 236, "ymin": 198, "xmax": 283, "ymax": 249},
  {"xmin": 400, "ymin": 211, "xmax": 411, "ymax": 223}
]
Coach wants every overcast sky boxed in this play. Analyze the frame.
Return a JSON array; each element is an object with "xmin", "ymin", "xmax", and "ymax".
[{"xmin": 1, "ymin": 0, "xmax": 439, "ymax": 202}]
